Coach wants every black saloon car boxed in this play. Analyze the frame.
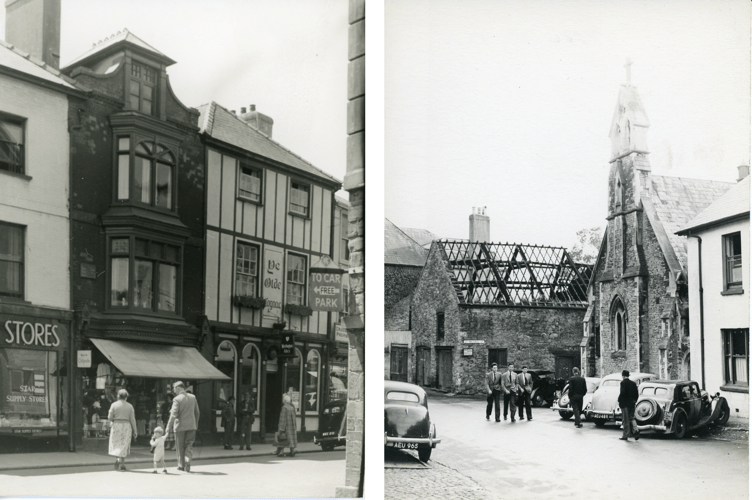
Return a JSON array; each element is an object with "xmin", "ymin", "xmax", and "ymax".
[
  {"xmin": 634, "ymin": 380, "xmax": 730, "ymax": 438},
  {"xmin": 384, "ymin": 380, "xmax": 440, "ymax": 462},
  {"xmin": 313, "ymin": 400, "xmax": 346, "ymax": 451}
]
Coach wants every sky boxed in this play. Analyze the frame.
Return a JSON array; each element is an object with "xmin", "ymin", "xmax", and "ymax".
[
  {"xmin": 385, "ymin": 0, "xmax": 751, "ymax": 251},
  {"xmin": 0, "ymin": 0, "xmax": 349, "ymax": 191}
]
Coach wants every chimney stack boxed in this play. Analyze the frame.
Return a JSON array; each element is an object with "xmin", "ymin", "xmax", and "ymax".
[
  {"xmin": 5, "ymin": 0, "xmax": 61, "ymax": 69},
  {"xmin": 239, "ymin": 104, "xmax": 274, "ymax": 138},
  {"xmin": 469, "ymin": 207, "xmax": 490, "ymax": 242},
  {"xmin": 737, "ymin": 164, "xmax": 749, "ymax": 182}
]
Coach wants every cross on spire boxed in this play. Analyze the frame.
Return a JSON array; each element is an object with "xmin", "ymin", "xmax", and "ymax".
[{"xmin": 624, "ymin": 57, "xmax": 633, "ymax": 83}]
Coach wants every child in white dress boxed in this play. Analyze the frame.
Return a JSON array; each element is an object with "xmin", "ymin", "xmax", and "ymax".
[{"xmin": 150, "ymin": 426, "xmax": 168, "ymax": 473}]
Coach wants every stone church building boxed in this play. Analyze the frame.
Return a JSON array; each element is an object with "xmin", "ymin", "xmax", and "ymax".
[{"xmin": 583, "ymin": 73, "xmax": 734, "ymax": 379}]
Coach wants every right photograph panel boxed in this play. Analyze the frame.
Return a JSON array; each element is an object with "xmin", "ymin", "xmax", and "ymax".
[{"xmin": 383, "ymin": 1, "xmax": 750, "ymax": 497}]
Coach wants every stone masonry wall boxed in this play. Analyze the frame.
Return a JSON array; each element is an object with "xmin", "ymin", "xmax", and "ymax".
[{"xmin": 385, "ymin": 265, "xmax": 423, "ymax": 311}]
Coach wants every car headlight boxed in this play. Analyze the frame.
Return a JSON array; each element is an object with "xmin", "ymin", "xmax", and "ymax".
[
  {"xmin": 584, "ymin": 403, "xmax": 591, "ymax": 411},
  {"xmin": 615, "ymin": 407, "xmax": 622, "ymax": 414},
  {"xmin": 560, "ymin": 395, "xmax": 570, "ymax": 406}
]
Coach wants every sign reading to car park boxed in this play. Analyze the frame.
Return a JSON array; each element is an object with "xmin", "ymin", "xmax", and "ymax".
[{"xmin": 308, "ymin": 255, "xmax": 346, "ymax": 313}]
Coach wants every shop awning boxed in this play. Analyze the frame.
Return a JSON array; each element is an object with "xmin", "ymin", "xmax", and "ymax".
[{"xmin": 91, "ymin": 339, "xmax": 230, "ymax": 380}]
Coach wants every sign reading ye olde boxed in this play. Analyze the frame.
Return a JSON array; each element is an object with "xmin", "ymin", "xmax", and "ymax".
[{"xmin": 262, "ymin": 246, "xmax": 284, "ymax": 328}]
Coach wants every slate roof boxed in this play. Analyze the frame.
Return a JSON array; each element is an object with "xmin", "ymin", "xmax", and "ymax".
[
  {"xmin": 0, "ymin": 39, "xmax": 77, "ymax": 89},
  {"xmin": 197, "ymin": 102, "xmax": 341, "ymax": 186},
  {"xmin": 62, "ymin": 29, "xmax": 175, "ymax": 70},
  {"xmin": 678, "ymin": 176, "xmax": 750, "ymax": 234},
  {"xmin": 400, "ymin": 227, "xmax": 439, "ymax": 248},
  {"xmin": 648, "ymin": 174, "xmax": 734, "ymax": 269},
  {"xmin": 385, "ymin": 219, "xmax": 429, "ymax": 266}
]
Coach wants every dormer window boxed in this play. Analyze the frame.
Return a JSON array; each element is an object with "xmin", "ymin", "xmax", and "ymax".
[
  {"xmin": 130, "ymin": 62, "xmax": 156, "ymax": 115},
  {"xmin": 117, "ymin": 138, "xmax": 175, "ymax": 210}
]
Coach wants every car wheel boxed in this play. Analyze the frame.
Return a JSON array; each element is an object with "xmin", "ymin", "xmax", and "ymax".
[
  {"xmin": 418, "ymin": 447, "xmax": 432, "ymax": 462},
  {"xmin": 716, "ymin": 400, "xmax": 731, "ymax": 425},
  {"xmin": 635, "ymin": 399, "xmax": 660, "ymax": 424},
  {"xmin": 594, "ymin": 420, "xmax": 606, "ymax": 427},
  {"xmin": 674, "ymin": 413, "xmax": 688, "ymax": 439},
  {"xmin": 321, "ymin": 442, "xmax": 335, "ymax": 452},
  {"xmin": 559, "ymin": 411, "xmax": 572, "ymax": 420}
]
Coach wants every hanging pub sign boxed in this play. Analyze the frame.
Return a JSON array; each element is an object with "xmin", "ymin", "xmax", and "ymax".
[
  {"xmin": 280, "ymin": 333, "xmax": 295, "ymax": 358},
  {"xmin": 262, "ymin": 245, "xmax": 285, "ymax": 328},
  {"xmin": 309, "ymin": 255, "xmax": 346, "ymax": 312}
]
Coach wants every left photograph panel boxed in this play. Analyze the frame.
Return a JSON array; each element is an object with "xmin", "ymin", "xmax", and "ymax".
[{"xmin": 0, "ymin": 0, "xmax": 365, "ymax": 497}]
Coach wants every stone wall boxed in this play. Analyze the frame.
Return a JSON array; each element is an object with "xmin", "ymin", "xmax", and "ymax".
[{"xmin": 385, "ymin": 265, "xmax": 423, "ymax": 311}]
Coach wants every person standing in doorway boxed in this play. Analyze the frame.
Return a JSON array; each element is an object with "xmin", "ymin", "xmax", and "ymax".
[
  {"xmin": 502, "ymin": 363, "xmax": 518, "ymax": 422},
  {"xmin": 618, "ymin": 370, "xmax": 640, "ymax": 441},
  {"xmin": 517, "ymin": 366, "xmax": 533, "ymax": 421},
  {"xmin": 568, "ymin": 367, "xmax": 588, "ymax": 428},
  {"xmin": 222, "ymin": 396, "xmax": 236, "ymax": 450},
  {"xmin": 238, "ymin": 392, "xmax": 255, "ymax": 450},
  {"xmin": 165, "ymin": 381, "xmax": 200, "ymax": 472},
  {"xmin": 485, "ymin": 363, "xmax": 502, "ymax": 422}
]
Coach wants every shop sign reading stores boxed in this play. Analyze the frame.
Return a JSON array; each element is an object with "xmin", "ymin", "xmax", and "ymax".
[{"xmin": 3, "ymin": 320, "xmax": 61, "ymax": 347}]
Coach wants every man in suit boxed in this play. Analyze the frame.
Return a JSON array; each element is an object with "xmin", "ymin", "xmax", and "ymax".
[
  {"xmin": 618, "ymin": 370, "xmax": 640, "ymax": 441},
  {"xmin": 567, "ymin": 367, "xmax": 588, "ymax": 428},
  {"xmin": 221, "ymin": 396, "xmax": 235, "ymax": 450},
  {"xmin": 485, "ymin": 363, "xmax": 502, "ymax": 422},
  {"xmin": 501, "ymin": 363, "xmax": 518, "ymax": 422},
  {"xmin": 517, "ymin": 365, "xmax": 533, "ymax": 421},
  {"xmin": 166, "ymin": 381, "xmax": 200, "ymax": 472}
]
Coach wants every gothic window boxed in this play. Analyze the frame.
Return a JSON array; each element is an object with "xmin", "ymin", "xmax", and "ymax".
[{"xmin": 612, "ymin": 299, "xmax": 627, "ymax": 351}]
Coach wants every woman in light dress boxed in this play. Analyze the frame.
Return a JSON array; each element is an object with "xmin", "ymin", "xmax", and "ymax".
[{"xmin": 107, "ymin": 389, "xmax": 138, "ymax": 471}]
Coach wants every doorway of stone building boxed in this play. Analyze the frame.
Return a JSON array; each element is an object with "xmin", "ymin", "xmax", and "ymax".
[
  {"xmin": 389, "ymin": 345, "xmax": 408, "ymax": 382},
  {"xmin": 555, "ymin": 355, "xmax": 575, "ymax": 380},
  {"xmin": 436, "ymin": 348, "xmax": 453, "ymax": 390},
  {"xmin": 416, "ymin": 347, "xmax": 430, "ymax": 386}
]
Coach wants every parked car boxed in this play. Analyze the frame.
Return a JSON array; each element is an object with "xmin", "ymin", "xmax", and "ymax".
[
  {"xmin": 384, "ymin": 380, "xmax": 440, "ymax": 462},
  {"xmin": 634, "ymin": 380, "xmax": 730, "ymax": 438},
  {"xmin": 551, "ymin": 377, "xmax": 601, "ymax": 420},
  {"xmin": 515, "ymin": 369, "xmax": 558, "ymax": 407},
  {"xmin": 586, "ymin": 372, "xmax": 657, "ymax": 426},
  {"xmin": 313, "ymin": 400, "xmax": 347, "ymax": 451}
]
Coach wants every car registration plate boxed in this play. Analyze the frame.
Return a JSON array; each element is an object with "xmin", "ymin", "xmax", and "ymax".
[
  {"xmin": 393, "ymin": 442, "xmax": 419, "ymax": 449},
  {"xmin": 592, "ymin": 414, "xmax": 609, "ymax": 420}
]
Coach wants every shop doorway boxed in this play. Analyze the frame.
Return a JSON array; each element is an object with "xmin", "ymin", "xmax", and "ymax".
[
  {"xmin": 436, "ymin": 348, "xmax": 453, "ymax": 390},
  {"xmin": 416, "ymin": 347, "xmax": 430, "ymax": 386},
  {"xmin": 264, "ymin": 347, "xmax": 282, "ymax": 434},
  {"xmin": 389, "ymin": 345, "xmax": 408, "ymax": 382}
]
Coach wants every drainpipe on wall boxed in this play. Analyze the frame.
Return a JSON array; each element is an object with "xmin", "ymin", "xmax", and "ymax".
[{"xmin": 688, "ymin": 235, "xmax": 705, "ymax": 389}]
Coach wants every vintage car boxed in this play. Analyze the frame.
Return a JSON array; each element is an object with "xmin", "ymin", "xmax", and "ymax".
[
  {"xmin": 551, "ymin": 377, "xmax": 601, "ymax": 420},
  {"xmin": 313, "ymin": 400, "xmax": 346, "ymax": 451},
  {"xmin": 384, "ymin": 380, "xmax": 440, "ymax": 462},
  {"xmin": 634, "ymin": 380, "xmax": 730, "ymax": 438},
  {"xmin": 515, "ymin": 369, "xmax": 558, "ymax": 407},
  {"xmin": 586, "ymin": 372, "xmax": 657, "ymax": 426}
]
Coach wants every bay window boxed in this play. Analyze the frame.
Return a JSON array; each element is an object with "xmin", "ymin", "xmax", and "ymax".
[{"xmin": 116, "ymin": 139, "xmax": 175, "ymax": 210}]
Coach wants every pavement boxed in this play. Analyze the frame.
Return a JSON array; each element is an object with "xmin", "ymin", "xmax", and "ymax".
[{"xmin": 0, "ymin": 440, "xmax": 325, "ymax": 472}]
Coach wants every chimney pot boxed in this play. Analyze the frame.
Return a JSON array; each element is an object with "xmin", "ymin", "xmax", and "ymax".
[
  {"xmin": 250, "ymin": 104, "xmax": 256, "ymax": 111},
  {"xmin": 241, "ymin": 107, "xmax": 247, "ymax": 114},
  {"xmin": 737, "ymin": 164, "xmax": 750, "ymax": 182},
  {"xmin": 231, "ymin": 110, "xmax": 236, "ymax": 115}
]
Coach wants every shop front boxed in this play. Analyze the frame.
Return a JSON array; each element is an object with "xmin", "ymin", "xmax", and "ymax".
[
  {"xmin": 0, "ymin": 308, "xmax": 72, "ymax": 454},
  {"xmin": 77, "ymin": 338, "xmax": 229, "ymax": 451}
]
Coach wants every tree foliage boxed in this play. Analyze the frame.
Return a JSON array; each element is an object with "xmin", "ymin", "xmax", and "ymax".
[{"xmin": 569, "ymin": 227, "xmax": 603, "ymax": 264}]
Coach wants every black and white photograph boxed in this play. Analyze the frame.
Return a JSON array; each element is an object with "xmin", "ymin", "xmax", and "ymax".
[
  {"xmin": 384, "ymin": 1, "xmax": 749, "ymax": 499},
  {"xmin": 0, "ymin": 0, "xmax": 365, "ymax": 498}
]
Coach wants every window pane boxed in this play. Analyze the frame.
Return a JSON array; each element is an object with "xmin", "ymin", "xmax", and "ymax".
[
  {"xmin": 118, "ymin": 137, "xmax": 130, "ymax": 151},
  {"xmin": 240, "ymin": 345, "xmax": 259, "ymax": 413},
  {"xmin": 0, "ymin": 120, "xmax": 24, "ymax": 174},
  {"xmin": 135, "ymin": 157, "xmax": 151, "ymax": 203},
  {"xmin": 142, "ymin": 96, "xmax": 153, "ymax": 115},
  {"xmin": 112, "ymin": 238, "xmax": 129, "ymax": 254},
  {"xmin": 110, "ymin": 257, "xmax": 129, "ymax": 306},
  {"xmin": 239, "ymin": 169, "xmax": 261, "ymax": 201},
  {"xmin": 732, "ymin": 330, "xmax": 747, "ymax": 356},
  {"xmin": 135, "ymin": 239, "xmax": 148, "ymax": 257},
  {"xmin": 0, "ymin": 121, "xmax": 23, "ymax": 144},
  {"xmin": 134, "ymin": 260, "xmax": 153, "ymax": 309},
  {"xmin": 136, "ymin": 143, "xmax": 150, "ymax": 155},
  {"xmin": 158, "ymin": 264, "xmax": 176, "ymax": 312},
  {"xmin": 149, "ymin": 242, "xmax": 163, "ymax": 260},
  {"xmin": 0, "ymin": 350, "xmax": 59, "ymax": 429},
  {"xmin": 165, "ymin": 245, "xmax": 178, "ymax": 263},
  {"xmin": 143, "ymin": 85, "xmax": 153, "ymax": 101},
  {"xmin": 0, "ymin": 224, "xmax": 23, "ymax": 262},
  {"xmin": 286, "ymin": 255, "xmax": 306, "ymax": 305},
  {"xmin": 290, "ymin": 183, "xmax": 309, "ymax": 215},
  {"xmin": 117, "ymin": 154, "xmax": 129, "ymax": 200},
  {"xmin": 156, "ymin": 162, "xmax": 172, "ymax": 208},
  {"xmin": 215, "ymin": 341, "xmax": 236, "ymax": 403},
  {"xmin": 0, "ymin": 261, "xmax": 22, "ymax": 297},
  {"xmin": 130, "ymin": 80, "xmax": 140, "ymax": 97}
]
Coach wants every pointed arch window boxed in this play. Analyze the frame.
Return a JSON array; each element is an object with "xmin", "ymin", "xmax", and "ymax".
[
  {"xmin": 612, "ymin": 299, "xmax": 627, "ymax": 351},
  {"xmin": 116, "ymin": 138, "xmax": 175, "ymax": 210}
]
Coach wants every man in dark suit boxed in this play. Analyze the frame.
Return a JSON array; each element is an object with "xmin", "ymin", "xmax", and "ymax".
[
  {"xmin": 618, "ymin": 370, "xmax": 640, "ymax": 441},
  {"xmin": 517, "ymin": 366, "xmax": 533, "ymax": 421},
  {"xmin": 166, "ymin": 381, "xmax": 201, "ymax": 472},
  {"xmin": 567, "ymin": 367, "xmax": 588, "ymax": 428},
  {"xmin": 501, "ymin": 363, "xmax": 518, "ymax": 422},
  {"xmin": 485, "ymin": 363, "xmax": 502, "ymax": 422}
]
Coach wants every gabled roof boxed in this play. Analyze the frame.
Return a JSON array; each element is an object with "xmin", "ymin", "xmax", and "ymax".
[
  {"xmin": 197, "ymin": 102, "xmax": 340, "ymax": 186},
  {"xmin": 677, "ymin": 176, "xmax": 750, "ymax": 234},
  {"xmin": 62, "ymin": 29, "xmax": 176, "ymax": 70},
  {"xmin": 400, "ymin": 227, "xmax": 439, "ymax": 248},
  {"xmin": 385, "ymin": 219, "xmax": 429, "ymax": 266},
  {"xmin": 646, "ymin": 175, "xmax": 734, "ymax": 269},
  {"xmin": 0, "ymin": 39, "xmax": 77, "ymax": 90}
]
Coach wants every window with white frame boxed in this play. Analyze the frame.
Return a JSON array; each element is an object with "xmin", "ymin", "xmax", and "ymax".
[
  {"xmin": 340, "ymin": 211, "xmax": 349, "ymax": 262},
  {"xmin": 289, "ymin": 182, "xmax": 310, "ymax": 217},
  {"xmin": 0, "ymin": 114, "xmax": 25, "ymax": 175},
  {"xmin": 235, "ymin": 242, "xmax": 259, "ymax": 297},
  {"xmin": 0, "ymin": 222, "xmax": 24, "ymax": 298},
  {"xmin": 286, "ymin": 254, "xmax": 306, "ymax": 306},
  {"xmin": 723, "ymin": 329, "xmax": 749, "ymax": 386},
  {"xmin": 723, "ymin": 232, "xmax": 743, "ymax": 291},
  {"xmin": 238, "ymin": 166, "xmax": 262, "ymax": 203}
]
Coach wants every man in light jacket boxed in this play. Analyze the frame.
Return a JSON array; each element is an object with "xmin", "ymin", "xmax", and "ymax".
[
  {"xmin": 166, "ymin": 381, "xmax": 200, "ymax": 472},
  {"xmin": 501, "ymin": 363, "xmax": 519, "ymax": 422}
]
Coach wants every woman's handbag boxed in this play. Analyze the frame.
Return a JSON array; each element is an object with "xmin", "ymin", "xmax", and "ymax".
[{"xmin": 278, "ymin": 431, "xmax": 287, "ymax": 442}]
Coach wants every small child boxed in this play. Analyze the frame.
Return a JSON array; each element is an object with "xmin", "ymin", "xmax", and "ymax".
[{"xmin": 150, "ymin": 426, "xmax": 168, "ymax": 474}]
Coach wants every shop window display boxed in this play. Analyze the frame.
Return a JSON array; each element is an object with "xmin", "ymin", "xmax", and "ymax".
[
  {"xmin": 215, "ymin": 341, "xmax": 236, "ymax": 405},
  {"xmin": 329, "ymin": 363, "xmax": 348, "ymax": 402},
  {"xmin": 304, "ymin": 350, "xmax": 320, "ymax": 413},
  {"xmin": 240, "ymin": 344, "xmax": 259, "ymax": 413},
  {"xmin": 285, "ymin": 349, "xmax": 302, "ymax": 413}
]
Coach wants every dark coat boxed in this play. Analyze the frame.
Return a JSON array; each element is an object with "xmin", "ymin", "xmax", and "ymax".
[
  {"xmin": 618, "ymin": 378, "xmax": 639, "ymax": 410},
  {"xmin": 568, "ymin": 376, "xmax": 588, "ymax": 399}
]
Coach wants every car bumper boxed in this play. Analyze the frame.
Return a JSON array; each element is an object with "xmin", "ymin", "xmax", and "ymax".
[
  {"xmin": 636, "ymin": 424, "xmax": 669, "ymax": 432},
  {"xmin": 385, "ymin": 435, "xmax": 441, "ymax": 447},
  {"xmin": 552, "ymin": 405, "xmax": 572, "ymax": 413},
  {"xmin": 313, "ymin": 435, "xmax": 346, "ymax": 446}
]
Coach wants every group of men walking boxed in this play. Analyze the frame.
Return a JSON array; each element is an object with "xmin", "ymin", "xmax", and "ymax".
[{"xmin": 485, "ymin": 363, "xmax": 534, "ymax": 422}]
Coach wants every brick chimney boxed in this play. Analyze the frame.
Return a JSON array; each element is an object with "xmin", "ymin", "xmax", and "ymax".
[
  {"xmin": 469, "ymin": 207, "xmax": 490, "ymax": 242},
  {"xmin": 239, "ymin": 104, "xmax": 274, "ymax": 138},
  {"xmin": 737, "ymin": 164, "xmax": 749, "ymax": 182},
  {"xmin": 5, "ymin": 0, "xmax": 61, "ymax": 69}
]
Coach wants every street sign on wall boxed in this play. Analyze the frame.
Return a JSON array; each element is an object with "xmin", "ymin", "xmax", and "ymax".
[
  {"xmin": 309, "ymin": 270, "xmax": 344, "ymax": 312},
  {"xmin": 280, "ymin": 333, "xmax": 295, "ymax": 358}
]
